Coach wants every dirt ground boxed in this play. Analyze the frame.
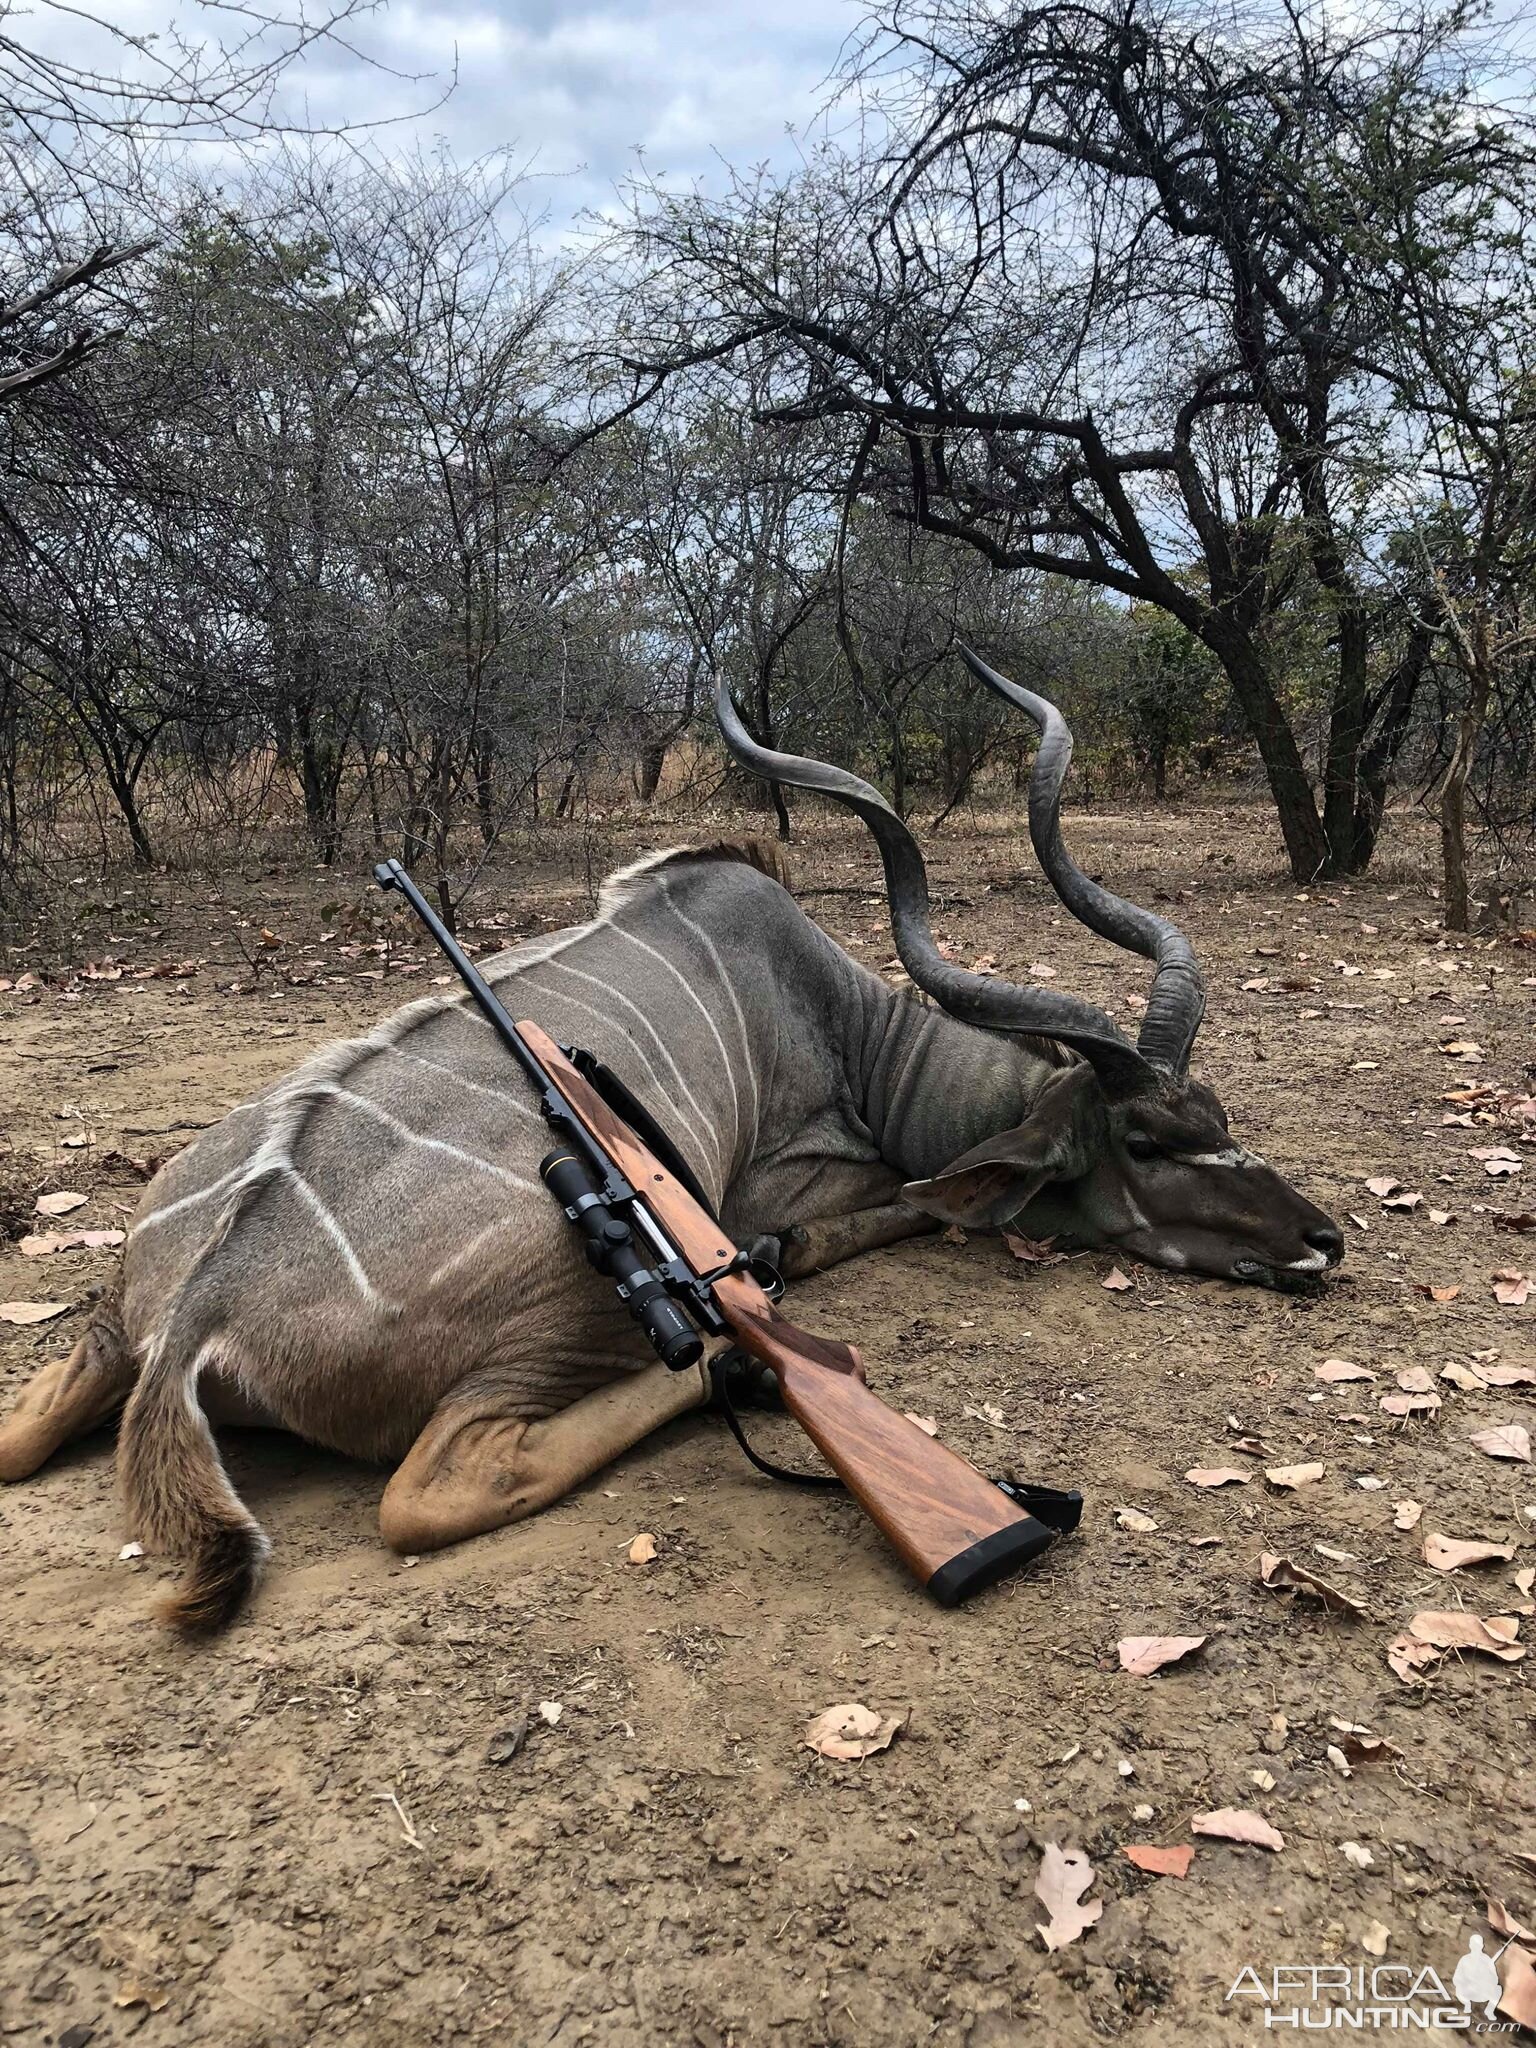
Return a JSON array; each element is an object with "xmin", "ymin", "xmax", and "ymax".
[{"xmin": 3, "ymin": 794, "xmax": 1535, "ymax": 2048}]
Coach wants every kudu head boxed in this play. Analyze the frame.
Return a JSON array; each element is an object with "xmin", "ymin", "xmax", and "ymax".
[{"xmin": 715, "ymin": 649, "xmax": 1343, "ymax": 1293}]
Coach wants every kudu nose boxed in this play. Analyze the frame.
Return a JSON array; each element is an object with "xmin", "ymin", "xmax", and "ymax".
[{"xmin": 1305, "ymin": 1222, "xmax": 1345, "ymax": 1265}]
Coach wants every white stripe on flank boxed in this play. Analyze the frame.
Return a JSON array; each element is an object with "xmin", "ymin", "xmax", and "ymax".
[
  {"xmin": 384, "ymin": 1046, "xmax": 541, "ymax": 1119},
  {"xmin": 425, "ymin": 1214, "xmax": 519, "ymax": 1289},
  {"xmin": 131, "ymin": 1158, "xmax": 267, "ymax": 1234},
  {"xmin": 314, "ymin": 1084, "xmax": 540, "ymax": 1190},
  {"xmin": 516, "ymin": 977, "xmax": 712, "ymax": 1169},
  {"xmin": 288, "ymin": 1171, "xmax": 384, "ymax": 1304},
  {"xmin": 657, "ymin": 874, "xmax": 761, "ymax": 1143},
  {"xmin": 544, "ymin": 959, "xmax": 724, "ymax": 1179},
  {"xmin": 609, "ymin": 921, "xmax": 741, "ymax": 1158}
]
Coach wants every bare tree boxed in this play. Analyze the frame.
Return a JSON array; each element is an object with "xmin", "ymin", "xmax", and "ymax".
[{"xmin": 605, "ymin": 0, "xmax": 1531, "ymax": 879}]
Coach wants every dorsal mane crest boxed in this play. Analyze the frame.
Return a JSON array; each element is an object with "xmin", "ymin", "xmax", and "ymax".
[{"xmin": 596, "ymin": 839, "xmax": 792, "ymax": 915}]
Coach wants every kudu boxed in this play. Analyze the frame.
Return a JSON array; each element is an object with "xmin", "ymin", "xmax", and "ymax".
[{"xmin": 0, "ymin": 652, "xmax": 1341, "ymax": 1628}]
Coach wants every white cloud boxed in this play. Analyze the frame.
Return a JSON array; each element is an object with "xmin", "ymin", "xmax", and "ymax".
[{"xmin": 273, "ymin": 0, "xmax": 854, "ymax": 230}]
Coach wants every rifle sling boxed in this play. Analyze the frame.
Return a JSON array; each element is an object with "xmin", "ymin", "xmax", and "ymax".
[
  {"xmin": 566, "ymin": 1044, "xmax": 721, "ymax": 1221},
  {"xmin": 710, "ymin": 1353, "xmax": 843, "ymax": 1490}
]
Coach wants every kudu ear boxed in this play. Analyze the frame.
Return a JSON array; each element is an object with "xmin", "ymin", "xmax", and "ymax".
[{"xmin": 902, "ymin": 1064, "xmax": 1108, "ymax": 1228}]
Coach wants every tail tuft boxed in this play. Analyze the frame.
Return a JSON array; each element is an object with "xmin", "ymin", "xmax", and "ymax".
[
  {"xmin": 118, "ymin": 1333, "xmax": 269, "ymax": 1634},
  {"xmin": 157, "ymin": 1519, "xmax": 269, "ymax": 1634}
]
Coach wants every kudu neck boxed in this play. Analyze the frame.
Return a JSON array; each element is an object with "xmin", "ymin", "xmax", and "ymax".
[{"xmin": 858, "ymin": 988, "xmax": 1056, "ymax": 1181}]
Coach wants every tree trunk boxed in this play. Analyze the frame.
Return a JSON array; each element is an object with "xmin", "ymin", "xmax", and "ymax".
[
  {"xmin": 1438, "ymin": 645, "xmax": 1493, "ymax": 934},
  {"xmin": 1351, "ymin": 618, "xmax": 1432, "ymax": 871},
  {"xmin": 1206, "ymin": 626, "xmax": 1332, "ymax": 880},
  {"xmin": 1321, "ymin": 603, "xmax": 1372, "ymax": 873},
  {"xmin": 475, "ymin": 727, "xmax": 496, "ymax": 846},
  {"xmin": 753, "ymin": 674, "xmax": 790, "ymax": 841},
  {"xmin": 638, "ymin": 739, "xmax": 668, "ymax": 802}
]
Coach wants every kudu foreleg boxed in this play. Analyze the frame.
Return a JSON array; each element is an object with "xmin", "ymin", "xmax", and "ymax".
[
  {"xmin": 771, "ymin": 1201, "xmax": 936, "ymax": 1281},
  {"xmin": 378, "ymin": 1351, "xmax": 716, "ymax": 1555}
]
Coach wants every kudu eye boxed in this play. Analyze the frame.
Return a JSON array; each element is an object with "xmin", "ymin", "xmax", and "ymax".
[{"xmin": 1124, "ymin": 1134, "xmax": 1159, "ymax": 1162}]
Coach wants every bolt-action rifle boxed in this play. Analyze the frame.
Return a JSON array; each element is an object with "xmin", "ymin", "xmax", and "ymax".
[{"xmin": 376, "ymin": 858, "xmax": 1082, "ymax": 1605}]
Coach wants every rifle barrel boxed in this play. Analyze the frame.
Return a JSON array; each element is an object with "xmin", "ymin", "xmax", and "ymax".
[{"xmin": 373, "ymin": 859, "xmax": 618, "ymax": 1193}]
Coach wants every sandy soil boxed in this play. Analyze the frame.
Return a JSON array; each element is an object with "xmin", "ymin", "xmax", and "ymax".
[{"xmin": 2, "ymin": 797, "xmax": 1534, "ymax": 2047}]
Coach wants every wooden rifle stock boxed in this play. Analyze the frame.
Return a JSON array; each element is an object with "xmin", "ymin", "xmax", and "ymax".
[{"xmin": 520, "ymin": 1022, "xmax": 1074, "ymax": 1604}]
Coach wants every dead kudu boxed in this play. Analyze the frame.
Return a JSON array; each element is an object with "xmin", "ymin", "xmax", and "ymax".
[{"xmin": 0, "ymin": 654, "xmax": 1341, "ymax": 1628}]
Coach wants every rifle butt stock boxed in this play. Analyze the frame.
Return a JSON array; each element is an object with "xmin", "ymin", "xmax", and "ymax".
[{"xmin": 722, "ymin": 1294, "xmax": 1062, "ymax": 1604}]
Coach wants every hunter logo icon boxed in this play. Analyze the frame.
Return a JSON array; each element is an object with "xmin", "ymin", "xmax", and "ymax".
[{"xmin": 1452, "ymin": 1935, "xmax": 1504, "ymax": 2023}]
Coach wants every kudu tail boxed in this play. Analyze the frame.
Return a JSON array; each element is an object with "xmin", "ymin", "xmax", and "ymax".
[{"xmin": 117, "ymin": 1332, "xmax": 268, "ymax": 1633}]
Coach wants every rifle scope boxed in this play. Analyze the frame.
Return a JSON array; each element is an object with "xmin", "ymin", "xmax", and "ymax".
[{"xmin": 540, "ymin": 1150, "xmax": 703, "ymax": 1371}]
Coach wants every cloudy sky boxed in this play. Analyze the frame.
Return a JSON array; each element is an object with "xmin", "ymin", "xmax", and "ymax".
[{"xmin": 276, "ymin": 0, "xmax": 861, "ymax": 231}]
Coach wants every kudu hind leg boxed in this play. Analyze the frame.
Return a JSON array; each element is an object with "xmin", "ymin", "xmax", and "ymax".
[
  {"xmin": 379, "ymin": 1354, "xmax": 714, "ymax": 1555},
  {"xmin": 0, "ymin": 1299, "xmax": 136, "ymax": 1482}
]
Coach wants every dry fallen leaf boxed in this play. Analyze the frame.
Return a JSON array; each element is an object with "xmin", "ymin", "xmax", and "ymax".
[
  {"xmin": 1340, "ymin": 1841, "xmax": 1375, "ymax": 1869},
  {"xmin": 963, "ymin": 1401, "xmax": 1006, "ymax": 1428},
  {"xmin": 1361, "ymin": 1920, "xmax": 1391, "ymax": 1958},
  {"xmin": 803, "ymin": 1702, "xmax": 905, "ymax": 1762},
  {"xmin": 1328, "ymin": 1721, "xmax": 1402, "ymax": 1765},
  {"xmin": 1490, "ymin": 1898, "xmax": 1536, "ymax": 1945},
  {"xmin": 1034, "ymin": 1843, "xmax": 1103, "ymax": 1950},
  {"xmin": 537, "ymin": 1701, "xmax": 563, "ymax": 1725},
  {"xmin": 34, "ymin": 1189, "xmax": 87, "ymax": 1216},
  {"xmin": 1003, "ymin": 1232, "xmax": 1066, "ymax": 1266},
  {"xmin": 1423, "ymin": 1533, "xmax": 1516, "ymax": 1573},
  {"xmin": 902, "ymin": 1411, "xmax": 939, "ymax": 1436},
  {"xmin": 1266, "ymin": 1461, "xmax": 1325, "ymax": 1488},
  {"xmin": 1441, "ymin": 1362, "xmax": 1487, "ymax": 1390},
  {"xmin": 1394, "ymin": 1499, "xmax": 1424, "ymax": 1531},
  {"xmin": 1117, "ymin": 1634, "xmax": 1207, "ymax": 1676},
  {"xmin": 1397, "ymin": 1366, "xmax": 1436, "ymax": 1393},
  {"xmin": 1470, "ymin": 1424, "xmax": 1532, "ymax": 1464},
  {"xmin": 18, "ymin": 1228, "xmax": 125, "ymax": 1256},
  {"xmin": 1407, "ymin": 1610, "xmax": 1524, "ymax": 1660},
  {"xmin": 1115, "ymin": 1507, "xmax": 1159, "ymax": 1533},
  {"xmin": 1191, "ymin": 1808, "xmax": 1284, "ymax": 1852},
  {"xmin": 113, "ymin": 1984, "xmax": 169, "ymax": 2014},
  {"xmin": 0, "ymin": 1301, "xmax": 71, "ymax": 1325},
  {"xmin": 626, "ymin": 1533, "xmax": 658, "ymax": 1565},
  {"xmin": 1184, "ymin": 1466, "xmax": 1251, "ymax": 1488},
  {"xmin": 1499, "ymin": 1945, "xmax": 1536, "ymax": 2032},
  {"xmin": 1379, "ymin": 1392, "xmax": 1442, "ymax": 1417},
  {"xmin": 1386, "ymin": 1633, "xmax": 1443, "ymax": 1682},
  {"xmin": 1493, "ymin": 1270, "xmax": 1534, "ymax": 1307},
  {"xmin": 1365, "ymin": 1176, "xmax": 1402, "ymax": 1199},
  {"xmin": 1481, "ymin": 1363, "xmax": 1536, "ymax": 1387},
  {"xmin": 1382, "ymin": 1190, "xmax": 1423, "ymax": 1211},
  {"xmin": 1316, "ymin": 1358, "xmax": 1376, "ymax": 1382},
  {"xmin": 1102, "ymin": 1267, "xmax": 1134, "ymax": 1292},
  {"xmin": 1258, "ymin": 1553, "xmax": 1366, "ymax": 1619},
  {"xmin": 1122, "ymin": 1843, "xmax": 1193, "ymax": 1878}
]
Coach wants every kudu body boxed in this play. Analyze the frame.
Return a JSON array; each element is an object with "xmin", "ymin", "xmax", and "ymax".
[{"xmin": 0, "ymin": 660, "xmax": 1341, "ymax": 1627}]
